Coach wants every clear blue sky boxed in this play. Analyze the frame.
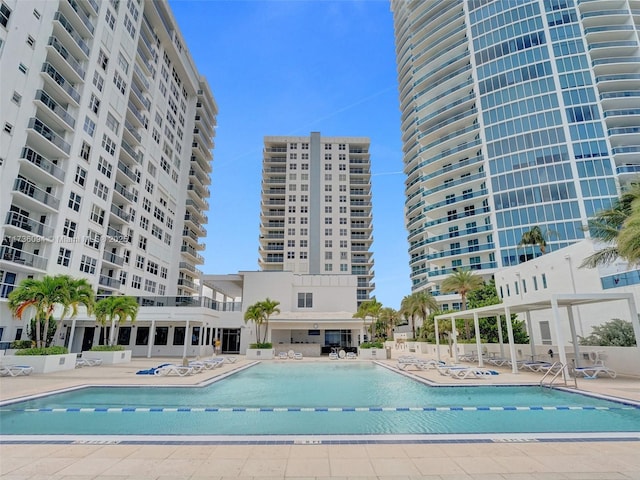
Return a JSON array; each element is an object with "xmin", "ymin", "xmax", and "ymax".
[{"xmin": 168, "ymin": 0, "xmax": 410, "ymax": 309}]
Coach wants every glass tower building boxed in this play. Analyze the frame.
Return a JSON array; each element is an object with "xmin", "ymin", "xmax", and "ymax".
[{"xmin": 391, "ymin": 0, "xmax": 639, "ymax": 306}]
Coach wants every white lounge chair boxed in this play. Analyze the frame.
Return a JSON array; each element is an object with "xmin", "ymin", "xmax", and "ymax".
[
  {"xmin": 450, "ymin": 367, "xmax": 499, "ymax": 379},
  {"xmin": 201, "ymin": 358, "xmax": 225, "ymax": 369},
  {"xmin": 0, "ymin": 364, "xmax": 33, "ymax": 376},
  {"xmin": 294, "ymin": 352, "xmax": 303, "ymax": 360},
  {"xmin": 575, "ymin": 365, "xmax": 617, "ymax": 379},
  {"xmin": 223, "ymin": 356, "xmax": 238, "ymax": 364},
  {"xmin": 519, "ymin": 361, "xmax": 552, "ymax": 372},
  {"xmin": 278, "ymin": 351, "xmax": 289, "ymax": 360},
  {"xmin": 76, "ymin": 357, "xmax": 103, "ymax": 368},
  {"xmin": 154, "ymin": 365, "xmax": 194, "ymax": 376},
  {"xmin": 329, "ymin": 352, "xmax": 339, "ymax": 360},
  {"xmin": 346, "ymin": 352, "xmax": 357, "ymax": 359}
]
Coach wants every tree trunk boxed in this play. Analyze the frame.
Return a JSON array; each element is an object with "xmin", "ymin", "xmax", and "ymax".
[{"xmin": 109, "ymin": 318, "xmax": 116, "ymax": 346}]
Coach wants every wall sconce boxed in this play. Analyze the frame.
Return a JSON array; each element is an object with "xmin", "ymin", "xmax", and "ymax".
[{"xmin": 313, "ymin": 323, "xmax": 318, "ymax": 329}]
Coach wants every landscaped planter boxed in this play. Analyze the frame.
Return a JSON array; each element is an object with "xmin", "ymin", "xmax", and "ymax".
[
  {"xmin": 358, "ymin": 348, "xmax": 383, "ymax": 360},
  {"xmin": 81, "ymin": 349, "xmax": 132, "ymax": 364},
  {"xmin": 2, "ymin": 353, "xmax": 77, "ymax": 374},
  {"xmin": 245, "ymin": 348, "xmax": 274, "ymax": 360}
]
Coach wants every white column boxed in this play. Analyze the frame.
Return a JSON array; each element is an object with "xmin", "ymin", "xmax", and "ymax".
[
  {"xmin": 146, "ymin": 319, "xmax": 155, "ymax": 358},
  {"xmin": 434, "ymin": 318, "xmax": 441, "ymax": 362},
  {"xmin": 473, "ymin": 312, "xmax": 483, "ymax": 367},
  {"xmin": 550, "ymin": 297, "xmax": 569, "ymax": 379},
  {"xmin": 68, "ymin": 318, "xmax": 77, "ymax": 353},
  {"xmin": 627, "ymin": 295, "xmax": 640, "ymax": 354},
  {"xmin": 504, "ymin": 306, "xmax": 518, "ymax": 374},
  {"xmin": 567, "ymin": 307, "xmax": 580, "ymax": 367},
  {"xmin": 451, "ymin": 315, "xmax": 459, "ymax": 363},
  {"xmin": 182, "ymin": 320, "xmax": 190, "ymax": 358},
  {"xmin": 497, "ymin": 315, "xmax": 505, "ymax": 358},
  {"xmin": 525, "ymin": 310, "xmax": 536, "ymax": 360}
]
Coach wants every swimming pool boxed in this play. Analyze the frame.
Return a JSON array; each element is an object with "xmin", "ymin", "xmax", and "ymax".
[{"xmin": 2, "ymin": 362, "xmax": 640, "ymax": 437}]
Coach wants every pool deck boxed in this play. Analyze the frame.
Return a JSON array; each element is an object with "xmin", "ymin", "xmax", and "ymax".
[{"xmin": 1, "ymin": 355, "xmax": 640, "ymax": 479}]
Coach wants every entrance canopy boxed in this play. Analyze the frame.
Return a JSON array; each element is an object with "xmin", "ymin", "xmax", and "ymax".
[{"xmin": 434, "ymin": 293, "xmax": 640, "ymax": 374}]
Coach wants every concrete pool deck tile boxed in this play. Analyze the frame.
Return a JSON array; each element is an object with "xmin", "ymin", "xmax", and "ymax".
[
  {"xmin": 401, "ymin": 444, "xmax": 450, "ymax": 458},
  {"xmin": 54, "ymin": 456, "xmax": 122, "ymax": 477},
  {"xmin": 289, "ymin": 445, "xmax": 330, "ymax": 458},
  {"xmin": 411, "ymin": 457, "xmax": 467, "ymax": 476},
  {"xmin": 328, "ymin": 457, "xmax": 376, "ymax": 476},
  {"xmin": 246, "ymin": 445, "xmax": 292, "ymax": 459},
  {"xmin": 191, "ymin": 458, "xmax": 246, "ymax": 477},
  {"xmin": 371, "ymin": 457, "xmax": 422, "ymax": 476},
  {"xmin": 238, "ymin": 458, "xmax": 287, "ymax": 477},
  {"xmin": 286, "ymin": 457, "xmax": 331, "ymax": 476},
  {"xmin": 326, "ymin": 444, "xmax": 369, "ymax": 458},
  {"xmin": 452, "ymin": 455, "xmax": 507, "ymax": 474}
]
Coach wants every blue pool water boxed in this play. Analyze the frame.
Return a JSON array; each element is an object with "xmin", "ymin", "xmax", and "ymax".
[{"xmin": 2, "ymin": 362, "xmax": 640, "ymax": 435}]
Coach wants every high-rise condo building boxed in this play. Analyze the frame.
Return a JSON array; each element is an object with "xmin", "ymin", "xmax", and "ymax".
[
  {"xmin": 259, "ymin": 133, "xmax": 374, "ymax": 305},
  {"xmin": 0, "ymin": 0, "xmax": 217, "ymax": 308},
  {"xmin": 391, "ymin": 0, "xmax": 639, "ymax": 308}
]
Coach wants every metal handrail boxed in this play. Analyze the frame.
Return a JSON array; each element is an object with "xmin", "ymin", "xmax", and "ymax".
[{"xmin": 539, "ymin": 362, "xmax": 578, "ymax": 388}]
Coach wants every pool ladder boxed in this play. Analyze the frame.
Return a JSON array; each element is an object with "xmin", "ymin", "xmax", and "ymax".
[{"xmin": 539, "ymin": 362, "xmax": 578, "ymax": 389}]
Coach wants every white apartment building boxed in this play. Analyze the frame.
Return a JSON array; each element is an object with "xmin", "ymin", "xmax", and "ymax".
[
  {"xmin": 259, "ymin": 132, "xmax": 375, "ymax": 305},
  {"xmin": 391, "ymin": 0, "xmax": 640, "ymax": 308},
  {"xmin": 0, "ymin": 0, "xmax": 217, "ymax": 347}
]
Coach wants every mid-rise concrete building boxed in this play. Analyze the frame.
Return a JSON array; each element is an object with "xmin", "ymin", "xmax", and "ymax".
[
  {"xmin": 0, "ymin": 0, "xmax": 217, "ymax": 346},
  {"xmin": 391, "ymin": 0, "xmax": 640, "ymax": 308},
  {"xmin": 259, "ymin": 132, "xmax": 375, "ymax": 305}
]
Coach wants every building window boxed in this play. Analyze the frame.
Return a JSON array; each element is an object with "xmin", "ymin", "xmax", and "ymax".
[
  {"xmin": 297, "ymin": 292, "xmax": 313, "ymax": 308},
  {"xmin": 18, "ymin": 63, "xmax": 27, "ymax": 74},
  {"xmin": 83, "ymin": 117, "xmax": 96, "ymax": 137},
  {"xmin": 131, "ymin": 274, "xmax": 142, "ymax": 289},
  {"xmin": 68, "ymin": 192, "xmax": 81, "ymax": 211},
  {"xmin": 0, "ymin": 2, "xmax": 11, "ymax": 27},
  {"xmin": 89, "ymin": 94, "xmax": 101, "ymax": 114},
  {"xmin": 11, "ymin": 91, "xmax": 21, "ymax": 105},
  {"xmin": 57, "ymin": 248, "xmax": 71, "ymax": 267},
  {"xmin": 533, "ymin": 276, "xmax": 538, "ymax": 290},
  {"xmin": 154, "ymin": 327, "xmax": 168, "ymax": 345},
  {"xmin": 79, "ymin": 255, "xmax": 96, "ymax": 274},
  {"xmin": 542, "ymin": 273, "xmax": 548, "ymax": 288},
  {"xmin": 74, "ymin": 166, "xmax": 87, "ymax": 186},
  {"xmin": 98, "ymin": 50, "xmax": 109, "ymax": 70},
  {"xmin": 173, "ymin": 327, "xmax": 185, "ymax": 345},
  {"xmin": 89, "ymin": 205, "xmax": 105, "ymax": 226},
  {"xmin": 135, "ymin": 327, "xmax": 149, "ymax": 345},
  {"xmin": 63, "ymin": 219, "xmax": 77, "ymax": 238}
]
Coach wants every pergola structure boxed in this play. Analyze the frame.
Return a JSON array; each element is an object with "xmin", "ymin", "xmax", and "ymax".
[{"xmin": 434, "ymin": 293, "xmax": 640, "ymax": 375}]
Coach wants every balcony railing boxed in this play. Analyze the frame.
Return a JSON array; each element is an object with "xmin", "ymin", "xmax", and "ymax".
[
  {"xmin": 110, "ymin": 204, "xmax": 130, "ymax": 222},
  {"xmin": 47, "ymin": 36, "xmax": 85, "ymax": 79},
  {"xmin": 13, "ymin": 178, "xmax": 60, "ymax": 209},
  {"xmin": 35, "ymin": 89, "xmax": 76, "ymax": 128},
  {"xmin": 124, "ymin": 119, "xmax": 142, "ymax": 143},
  {"xmin": 66, "ymin": 0, "xmax": 95, "ymax": 34},
  {"xmin": 99, "ymin": 275, "xmax": 121, "ymax": 289},
  {"xmin": 28, "ymin": 117, "xmax": 71, "ymax": 154},
  {"xmin": 20, "ymin": 147, "xmax": 65, "ymax": 181},
  {"xmin": 113, "ymin": 181, "xmax": 135, "ymax": 201},
  {"xmin": 117, "ymin": 160, "xmax": 138, "ymax": 182},
  {"xmin": 5, "ymin": 211, "xmax": 54, "ymax": 238},
  {"xmin": 180, "ymin": 244, "xmax": 204, "ymax": 262},
  {"xmin": 41, "ymin": 62, "xmax": 80, "ymax": 104},
  {"xmin": 0, "ymin": 247, "xmax": 48, "ymax": 270},
  {"xmin": 102, "ymin": 250, "xmax": 125, "ymax": 266},
  {"xmin": 177, "ymin": 278, "xmax": 195, "ymax": 289},
  {"xmin": 121, "ymin": 140, "xmax": 142, "ymax": 164},
  {"xmin": 53, "ymin": 12, "xmax": 90, "ymax": 56}
]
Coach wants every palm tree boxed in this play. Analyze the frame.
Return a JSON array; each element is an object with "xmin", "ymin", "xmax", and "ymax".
[
  {"xmin": 8, "ymin": 275, "xmax": 74, "ymax": 347},
  {"xmin": 400, "ymin": 291, "xmax": 438, "ymax": 339},
  {"xmin": 440, "ymin": 268, "xmax": 484, "ymax": 340},
  {"xmin": 244, "ymin": 302, "xmax": 265, "ymax": 345},
  {"xmin": 94, "ymin": 296, "xmax": 139, "ymax": 346},
  {"xmin": 52, "ymin": 276, "xmax": 95, "ymax": 343},
  {"xmin": 518, "ymin": 225, "xmax": 556, "ymax": 255},
  {"xmin": 378, "ymin": 307, "xmax": 400, "ymax": 339},
  {"xmin": 353, "ymin": 298, "xmax": 383, "ymax": 341},
  {"xmin": 581, "ymin": 184, "xmax": 640, "ymax": 268},
  {"xmin": 259, "ymin": 297, "xmax": 280, "ymax": 343}
]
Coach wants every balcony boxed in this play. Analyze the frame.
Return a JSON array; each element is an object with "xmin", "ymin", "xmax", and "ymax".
[
  {"xmin": 52, "ymin": 11, "xmax": 90, "ymax": 58},
  {"xmin": 120, "ymin": 140, "xmax": 142, "ymax": 164},
  {"xmin": 13, "ymin": 178, "xmax": 60, "ymax": 210},
  {"xmin": 130, "ymin": 81, "xmax": 151, "ymax": 111},
  {"xmin": 5, "ymin": 211, "xmax": 54, "ymax": 239},
  {"xmin": 124, "ymin": 119, "xmax": 142, "ymax": 144},
  {"xmin": 133, "ymin": 63, "xmax": 150, "ymax": 90},
  {"xmin": 0, "ymin": 247, "xmax": 48, "ymax": 270},
  {"xmin": 102, "ymin": 250, "xmax": 125, "ymax": 266},
  {"xmin": 106, "ymin": 226, "xmax": 131, "ymax": 244},
  {"xmin": 63, "ymin": 0, "xmax": 95, "ymax": 36},
  {"xmin": 113, "ymin": 181, "xmax": 135, "ymax": 202},
  {"xmin": 117, "ymin": 160, "xmax": 138, "ymax": 183},
  {"xmin": 40, "ymin": 62, "xmax": 80, "ymax": 105},
  {"xmin": 428, "ymin": 262, "xmax": 498, "ymax": 277},
  {"xmin": 34, "ymin": 89, "xmax": 75, "ymax": 129},
  {"xmin": 177, "ymin": 278, "xmax": 196, "ymax": 289},
  {"xmin": 99, "ymin": 275, "xmax": 121, "ymax": 289},
  {"xmin": 27, "ymin": 117, "xmax": 70, "ymax": 156},
  {"xmin": 19, "ymin": 147, "xmax": 65, "ymax": 183},
  {"xmin": 181, "ymin": 244, "xmax": 204, "ymax": 263},
  {"xmin": 110, "ymin": 204, "xmax": 131, "ymax": 222},
  {"xmin": 127, "ymin": 101, "xmax": 147, "ymax": 128},
  {"xmin": 46, "ymin": 36, "xmax": 85, "ymax": 81}
]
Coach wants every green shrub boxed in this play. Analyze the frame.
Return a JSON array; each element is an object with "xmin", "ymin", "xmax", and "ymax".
[
  {"xmin": 249, "ymin": 342, "xmax": 273, "ymax": 349},
  {"xmin": 15, "ymin": 346, "xmax": 68, "ymax": 356},
  {"xmin": 10, "ymin": 340, "xmax": 34, "ymax": 349},
  {"xmin": 359, "ymin": 341, "xmax": 384, "ymax": 349},
  {"xmin": 89, "ymin": 345, "xmax": 125, "ymax": 351}
]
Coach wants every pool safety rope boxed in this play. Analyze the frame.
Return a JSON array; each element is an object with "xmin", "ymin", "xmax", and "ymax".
[{"xmin": 8, "ymin": 405, "xmax": 639, "ymax": 413}]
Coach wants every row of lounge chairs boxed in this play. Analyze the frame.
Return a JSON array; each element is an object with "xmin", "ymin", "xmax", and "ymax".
[
  {"xmin": 136, "ymin": 356, "xmax": 236, "ymax": 376},
  {"xmin": 0, "ymin": 364, "xmax": 33, "ymax": 376},
  {"xmin": 329, "ymin": 350, "xmax": 357, "ymax": 360},
  {"xmin": 278, "ymin": 351, "xmax": 303, "ymax": 360}
]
